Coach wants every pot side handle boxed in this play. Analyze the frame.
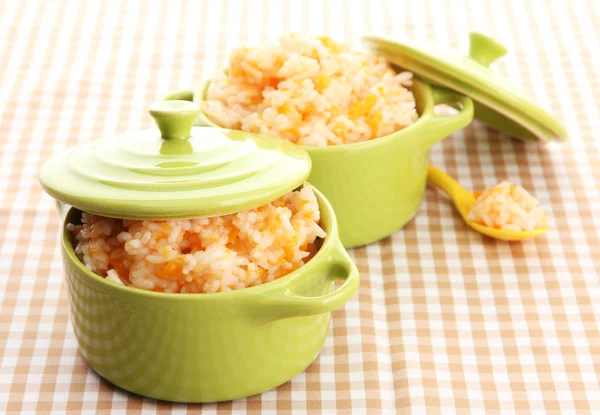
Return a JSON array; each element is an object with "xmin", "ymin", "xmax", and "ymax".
[
  {"xmin": 252, "ymin": 242, "xmax": 359, "ymax": 321},
  {"xmin": 55, "ymin": 200, "xmax": 71, "ymax": 220},
  {"xmin": 164, "ymin": 90, "xmax": 194, "ymax": 102},
  {"xmin": 425, "ymin": 87, "xmax": 474, "ymax": 144}
]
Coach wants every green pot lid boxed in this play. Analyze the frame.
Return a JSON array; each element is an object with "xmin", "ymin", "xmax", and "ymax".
[
  {"xmin": 362, "ymin": 32, "xmax": 567, "ymax": 142},
  {"xmin": 40, "ymin": 100, "xmax": 311, "ymax": 219}
]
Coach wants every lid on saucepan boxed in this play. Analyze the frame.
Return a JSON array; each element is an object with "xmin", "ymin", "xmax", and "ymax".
[
  {"xmin": 362, "ymin": 32, "xmax": 567, "ymax": 142},
  {"xmin": 39, "ymin": 100, "xmax": 311, "ymax": 219}
]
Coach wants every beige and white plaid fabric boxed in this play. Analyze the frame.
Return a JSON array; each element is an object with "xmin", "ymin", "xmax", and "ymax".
[{"xmin": 1, "ymin": 0, "xmax": 599, "ymax": 413}]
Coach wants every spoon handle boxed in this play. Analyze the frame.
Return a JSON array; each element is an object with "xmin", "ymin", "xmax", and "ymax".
[{"xmin": 427, "ymin": 165, "xmax": 475, "ymax": 209}]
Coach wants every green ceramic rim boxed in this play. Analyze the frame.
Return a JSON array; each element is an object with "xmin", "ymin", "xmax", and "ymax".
[
  {"xmin": 178, "ymin": 77, "xmax": 469, "ymax": 152},
  {"xmin": 61, "ymin": 186, "xmax": 348, "ymax": 301}
]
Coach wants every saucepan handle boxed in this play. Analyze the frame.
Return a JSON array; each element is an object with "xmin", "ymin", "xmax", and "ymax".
[
  {"xmin": 55, "ymin": 200, "xmax": 71, "ymax": 220},
  {"xmin": 249, "ymin": 240, "xmax": 359, "ymax": 321},
  {"xmin": 164, "ymin": 89, "xmax": 194, "ymax": 102},
  {"xmin": 425, "ymin": 86, "xmax": 474, "ymax": 142}
]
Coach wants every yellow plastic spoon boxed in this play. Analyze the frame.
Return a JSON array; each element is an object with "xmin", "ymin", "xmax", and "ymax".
[{"xmin": 427, "ymin": 164, "xmax": 549, "ymax": 241}]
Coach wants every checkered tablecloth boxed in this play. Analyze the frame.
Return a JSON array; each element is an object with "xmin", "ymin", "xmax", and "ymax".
[{"xmin": 1, "ymin": 0, "xmax": 599, "ymax": 413}]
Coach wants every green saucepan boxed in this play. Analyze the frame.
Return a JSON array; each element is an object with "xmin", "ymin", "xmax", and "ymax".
[
  {"xmin": 166, "ymin": 79, "xmax": 474, "ymax": 248},
  {"xmin": 58, "ymin": 186, "xmax": 358, "ymax": 403}
]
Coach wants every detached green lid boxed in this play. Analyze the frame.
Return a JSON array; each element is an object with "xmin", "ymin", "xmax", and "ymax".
[
  {"xmin": 362, "ymin": 32, "xmax": 567, "ymax": 142},
  {"xmin": 40, "ymin": 100, "xmax": 311, "ymax": 219}
]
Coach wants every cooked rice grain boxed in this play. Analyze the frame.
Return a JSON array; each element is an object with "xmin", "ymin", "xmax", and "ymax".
[
  {"xmin": 69, "ymin": 185, "xmax": 326, "ymax": 293},
  {"xmin": 203, "ymin": 33, "xmax": 418, "ymax": 146},
  {"xmin": 468, "ymin": 181, "xmax": 548, "ymax": 232}
]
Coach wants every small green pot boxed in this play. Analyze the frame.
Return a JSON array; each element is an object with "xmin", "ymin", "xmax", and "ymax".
[
  {"xmin": 169, "ymin": 79, "xmax": 473, "ymax": 248},
  {"xmin": 59, "ymin": 187, "xmax": 358, "ymax": 403}
]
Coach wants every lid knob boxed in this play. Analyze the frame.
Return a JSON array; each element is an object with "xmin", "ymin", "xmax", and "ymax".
[
  {"xmin": 149, "ymin": 100, "xmax": 201, "ymax": 140},
  {"xmin": 468, "ymin": 32, "xmax": 508, "ymax": 67}
]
